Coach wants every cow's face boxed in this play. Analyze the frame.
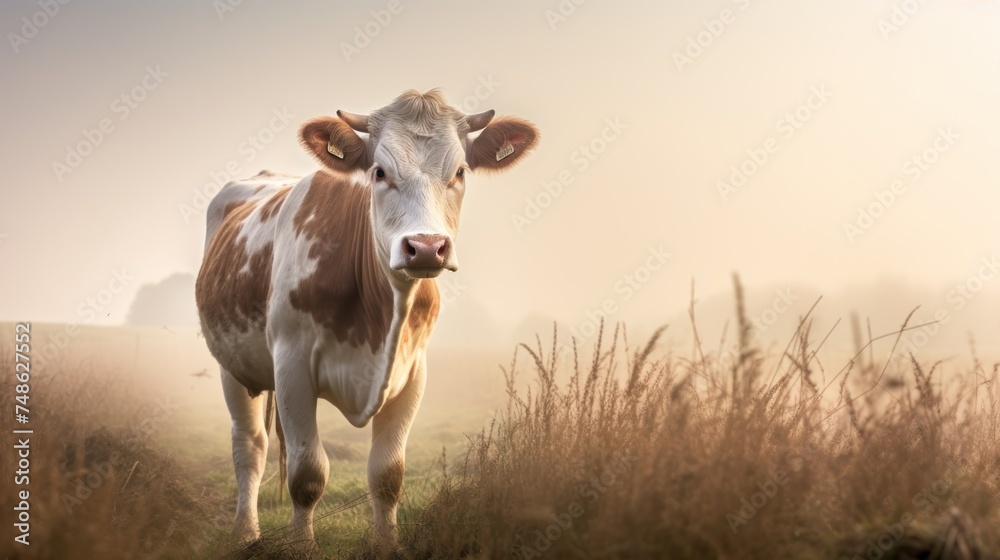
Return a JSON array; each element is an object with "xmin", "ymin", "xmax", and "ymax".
[{"xmin": 299, "ymin": 89, "xmax": 539, "ymax": 282}]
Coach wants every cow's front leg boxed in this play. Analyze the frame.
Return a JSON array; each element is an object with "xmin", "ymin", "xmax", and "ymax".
[
  {"xmin": 369, "ymin": 354, "xmax": 427, "ymax": 551},
  {"xmin": 274, "ymin": 352, "xmax": 329, "ymax": 546},
  {"xmin": 220, "ymin": 367, "xmax": 269, "ymax": 542}
]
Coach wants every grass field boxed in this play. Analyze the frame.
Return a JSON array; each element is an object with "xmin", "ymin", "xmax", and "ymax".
[
  {"xmin": 0, "ymin": 320, "xmax": 508, "ymax": 560},
  {"xmin": 3, "ymin": 286, "xmax": 1000, "ymax": 559}
]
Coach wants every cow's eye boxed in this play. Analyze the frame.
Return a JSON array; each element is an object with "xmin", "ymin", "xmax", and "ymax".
[
  {"xmin": 456, "ymin": 168, "xmax": 465, "ymax": 179},
  {"xmin": 375, "ymin": 167, "xmax": 386, "ymax": 180}
]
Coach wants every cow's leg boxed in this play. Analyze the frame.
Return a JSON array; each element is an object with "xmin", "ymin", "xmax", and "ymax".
[
  {"xmin": 369, "ymin": 354, "xmax": 427, "ymax": 550},
  {"xmin": 220, "ymin": 367, "xmax": 269, "ymax": 542},
  {"xmin": 273, "ymin": 352, "xmax": 328, "ymax": 545}
]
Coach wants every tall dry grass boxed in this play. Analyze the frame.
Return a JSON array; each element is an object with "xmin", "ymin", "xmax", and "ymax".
[
  {"xmin": 0, "ymin": 355, "xmax": 232, "ymax": 560},
  {"xmin": 402, "ymin": 278, "xmax": 1000, "ymax": 559},
  {"xmin": 6, "ymin": 278, "xmax": 1000, "ymax": 560}
]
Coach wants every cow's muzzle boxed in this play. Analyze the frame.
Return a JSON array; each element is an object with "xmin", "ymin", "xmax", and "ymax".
[{"xmin": 396, "ymin": 234, "xmax": 457, "ymax": 278}]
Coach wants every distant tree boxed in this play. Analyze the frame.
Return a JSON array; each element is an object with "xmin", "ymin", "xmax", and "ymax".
[{"xmin": 126, "ymin": 273, "xmax": 199, "ymax": 327}]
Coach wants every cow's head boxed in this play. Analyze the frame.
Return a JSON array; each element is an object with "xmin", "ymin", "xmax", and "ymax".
[{"xmin": 299, "ymin": 89, "xmax": 539, "ymax": 282}]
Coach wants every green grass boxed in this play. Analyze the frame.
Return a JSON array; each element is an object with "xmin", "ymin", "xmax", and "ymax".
[{"xmin": 146, "ymin": 392, "xmax": 493, "ymax": 559}]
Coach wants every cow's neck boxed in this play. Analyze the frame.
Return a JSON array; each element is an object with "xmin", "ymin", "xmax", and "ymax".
[
  {"xmin": 292, "ymin": 171, "xmax": 439, "ymax": 423},
  {"xmin": 357, "ymin": 182, "xmax": 439, "ymax": 416}
]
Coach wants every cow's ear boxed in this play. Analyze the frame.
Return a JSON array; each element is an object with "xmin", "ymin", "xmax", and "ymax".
[
  {"xmin": 467, "ymin": 117, "xmax": 539, "ymax": 173},
  {"xmin": 299, "ymin": 116, "xmax": 370, "ymax": 173}
]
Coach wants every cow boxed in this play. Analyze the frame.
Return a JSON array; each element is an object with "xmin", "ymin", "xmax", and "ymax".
[{"xmin": 194, "ymin": 89, "xmax": 539, "ymax": 551}]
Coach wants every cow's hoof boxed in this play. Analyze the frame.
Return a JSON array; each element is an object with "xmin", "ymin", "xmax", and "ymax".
[{"xmin": 230, "ymin": 526, "xmax": 261, "ymax": 544}]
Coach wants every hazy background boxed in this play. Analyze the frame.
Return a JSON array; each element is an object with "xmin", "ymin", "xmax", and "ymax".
[{"xmin": 2, "ymin": 0, "xmax": 999, "ymax": 360}]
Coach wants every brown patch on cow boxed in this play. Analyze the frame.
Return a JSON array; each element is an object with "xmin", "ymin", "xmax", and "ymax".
[
  {"xmin": 371, "ymin": 460, "xmax": 404, "ymax": 504},
  {"xmin": 196, "ymin": 198, "xmax": 273, "ymax": 333},
  {"xmin": 259, "ymin": 186, "xmax": 291, "ymax": 221},
  {"xmin": 289, "ymin": 457, "xmax": 326, "ymax": 508},
  {"xmin": 401, "ymin": 280, "xmax": 440, "ymax": 346},
  {"xmin": 289, "ymin": 172, "xmax": 394, "ymax": 352}
]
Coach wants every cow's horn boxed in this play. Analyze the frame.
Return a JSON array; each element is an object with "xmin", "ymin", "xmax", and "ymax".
[
  {"xmin": 336, "ymin": 110, "xmax": 369, "ymax": 133},
  {"xmin": 464, "ymin": 109, "xmax": 495, "ymax": 132}
]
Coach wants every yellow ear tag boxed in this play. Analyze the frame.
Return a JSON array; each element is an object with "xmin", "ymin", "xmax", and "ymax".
[
  {"xmin": 496, "ymin": 142, "xmax": 514, "ymax": 162},
  {"xmin": 327, "ymin": 141, "xmax": 344, "ymax": 159}
]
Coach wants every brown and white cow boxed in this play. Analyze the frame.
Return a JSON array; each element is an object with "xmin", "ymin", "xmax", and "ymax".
[{"xmin": 195, "ymin": 89, "xmax": 539, "ymax": 549}]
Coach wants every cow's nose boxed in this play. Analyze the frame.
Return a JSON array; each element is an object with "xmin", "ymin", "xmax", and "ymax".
[{"xmin": 402, "ymin": 234, "xmax": 450, "ymax": 268}]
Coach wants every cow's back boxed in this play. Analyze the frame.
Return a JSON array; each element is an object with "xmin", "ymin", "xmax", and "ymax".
[{"xmin": 196, "ymin": 170, "xmax": 298, "ymax": 394}]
